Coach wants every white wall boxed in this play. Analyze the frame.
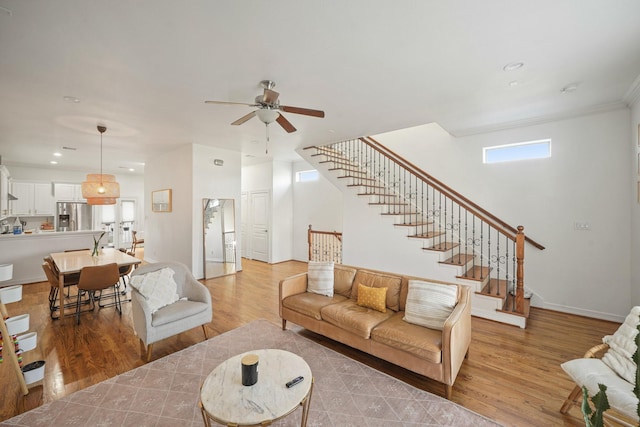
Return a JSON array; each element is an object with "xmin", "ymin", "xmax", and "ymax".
[
  {"xmin": 630, "ymin": 101, "xmax": 640, "ymax": 307},
  {"xmin": 271, "ymin": 160, "xmax": 293, "ymax": 263},
  {"xmin": 192, "ymin": 144, "xmax": 242, "ymax": 277},
  {"xmin": 144, "ymin": 144, "xmax": 193, "ymax": 267},
  {"xmin": 292, "ymin": 160, "xmax": 344, "ymax": 261}
]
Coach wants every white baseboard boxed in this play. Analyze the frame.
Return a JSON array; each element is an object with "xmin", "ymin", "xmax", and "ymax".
[{"xmin": 539, "ymin": 301, "xmax": 625, "ymax": 323}]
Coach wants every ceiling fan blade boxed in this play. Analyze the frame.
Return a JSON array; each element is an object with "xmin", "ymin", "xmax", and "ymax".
[
  {"xmin": 280, "ymin": 105, "xmax": 325, "ymax": 118},
  {"xmin": 205, "ymin": 100, "xmax": 255, "ymax": 106},
  {"xmin": 262, "ymin": 89, "xmax": 279, "ymax": 104},
  {"xmin": 276, "ymin": 113, "xmax": 297, "ymax": 133},
  {"xmin": 231, "ymin": 111, "xmax": 256, "ymax": 126}
]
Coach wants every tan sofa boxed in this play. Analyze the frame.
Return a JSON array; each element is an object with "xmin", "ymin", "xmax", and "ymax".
[{"xmin": 279, "ymin": 264, "xmax": 472, "ymax": 399}]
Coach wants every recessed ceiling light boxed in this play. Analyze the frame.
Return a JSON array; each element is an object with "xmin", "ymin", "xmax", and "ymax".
[
  {"xmin": 63, "ymin": 96, "xmax": 80, "ymax": 103},
  {"xmin": 53, "ymin": 152, "xmax": 62, "ymax": 157},
  {"xmin": 561, "ymin": 83, "xmax": 580, "ymax": 94},
  {"xmin": 129, "ymin": 168, "xmax": 135, "ymax": 172},
  {"xmin": 49, "ymin": 160, "xmax": 58, "ymax": 165},
  {"xmin": 503, "ymin": 62, "xmax": 524, "ymax": 71},
  {"xmin": 509, "ymin": 80, "xmax": 520, "ymax": 87}
]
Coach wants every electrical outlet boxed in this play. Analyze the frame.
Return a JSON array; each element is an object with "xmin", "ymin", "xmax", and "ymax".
[{"xmin": 574, "ymin": 222, "xmax": 591, "ymax": 231}]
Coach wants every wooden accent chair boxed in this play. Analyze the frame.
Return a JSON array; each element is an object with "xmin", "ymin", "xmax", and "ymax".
[
  {"xmin": 130, "ymin": 262, "xmax": 212, "ymax": 362},
  {"xmin": 131, "ymin": 231, "xmax": 144, "ymax": 255},
  {"xmin": 75, "ymin": 263, "xmax": 121, "ymax": 324}
]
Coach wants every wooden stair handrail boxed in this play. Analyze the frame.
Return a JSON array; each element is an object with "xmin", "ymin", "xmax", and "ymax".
[{"xmin": 359, "ymin": 136, "xmax": 545, "ymax": 250}]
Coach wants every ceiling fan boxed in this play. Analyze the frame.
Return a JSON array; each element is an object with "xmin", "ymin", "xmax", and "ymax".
[{"xmin": 205, "ymin": 80, "xmax": 325, "ymax": 133}]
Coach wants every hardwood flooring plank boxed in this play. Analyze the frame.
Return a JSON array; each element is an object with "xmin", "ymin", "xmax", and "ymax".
[{"xmin": 0, "ymin": 258, "xmax": 621, "ymax": 426}]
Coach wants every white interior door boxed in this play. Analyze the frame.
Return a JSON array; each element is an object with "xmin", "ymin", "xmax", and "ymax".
[{"xmin": 250, "ymin": 191, "xmax": 270, "ymax": 262}]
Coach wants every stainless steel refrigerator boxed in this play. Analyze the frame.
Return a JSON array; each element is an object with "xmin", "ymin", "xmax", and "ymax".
[{"xmin": 56, "ymin": 202, "xmax": 93, "ymax": 231}]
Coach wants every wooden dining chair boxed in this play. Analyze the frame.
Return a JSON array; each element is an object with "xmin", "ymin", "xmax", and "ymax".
[
  {"xmin": 131, "ymin": 231, "xmax": 144, "ymax": 255},
  {"xmin": 75, "ymin": 263, "xmax": 121, "ymax": 324},
  {"xmin": 42, "ymin": 262, "xmax": 89, "ymax": 319}
]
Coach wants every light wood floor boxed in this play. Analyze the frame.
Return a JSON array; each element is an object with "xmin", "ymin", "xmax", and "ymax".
[{"xmin": 0, "ymin": 258, "xmax": 619, "ymax": 426}]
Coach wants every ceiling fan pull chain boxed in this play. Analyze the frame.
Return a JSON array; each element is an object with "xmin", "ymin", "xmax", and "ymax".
[{"xmin": 265, "ymin": 123, "xmax": 269, "ymax": 154}]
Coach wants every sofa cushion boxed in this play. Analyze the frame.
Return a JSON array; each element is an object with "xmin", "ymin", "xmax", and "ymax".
[
  {"xmin": 356, "ymin": 284, "xmax": 387, "ymax": 313},
  {"xmin": 282, "ymin": 293, "xmax": 348, "ymax": 321},
  {"xmin": 321, "ymin": 299, "xmax": 393, "ymax": 339},
  {"xmin": 351, "ymin": 270, "xmax": 402, "ymax": 312},
  {"xmin": 561, "ymin": 358, "xmax": 639, "ymax": 422},
  {"xmin": 371, "ymin": 312, "xmax": 442, "ymax": 364},
  {"xmin": 307, "ymin": 261, "xmax": 334, "ymax": 297},
  {"xmin": 334, "ymin": 265, "xmax": 357, "ymax": 298},
  {"xmin": 151, "ymin": 300, "xmax": 209, "ymax": 327},
  {"xmin": 403, "ymin": 280, "xmax": 458, "ymax": 331}
]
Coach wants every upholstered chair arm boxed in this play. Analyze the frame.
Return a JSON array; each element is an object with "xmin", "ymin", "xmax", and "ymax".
[
  {"xmin": 182, "ymin": 276, "xmax": 212, "ymax": 305},
  {"xmin": 131, "ymin": 289, "xmax": 153, "ymax": 345},
  {"xmin": 279, "ymin": 273, "xmax": 308, "ymax": 318},
  {"xmin": 279, "ymin": 273, "xmax": 308, "ymax": 300},
  {"xmin": 441, "ymin": 285, "xmax": 472, "ymax": 387}
]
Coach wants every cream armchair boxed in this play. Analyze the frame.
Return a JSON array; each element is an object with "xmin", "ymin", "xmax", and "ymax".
[{"xmin": 130, "ymin": 262, "xmax": 212, "ymax": 361}]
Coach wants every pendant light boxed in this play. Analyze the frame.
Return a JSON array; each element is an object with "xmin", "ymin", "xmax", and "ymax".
[{"xmin": 81, "ymin": 125, "xmax": 120, "ymax": 205}]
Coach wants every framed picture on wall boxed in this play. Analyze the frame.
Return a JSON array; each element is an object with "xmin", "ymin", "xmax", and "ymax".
[{"xmin": 152, "ymin": 189, "xmax": 172, "ymax": 212}]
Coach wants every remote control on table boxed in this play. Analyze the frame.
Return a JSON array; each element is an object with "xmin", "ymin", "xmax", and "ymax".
[{"xmin": 286, "ymin": 376, "xmax": 304, "ymax": 388}]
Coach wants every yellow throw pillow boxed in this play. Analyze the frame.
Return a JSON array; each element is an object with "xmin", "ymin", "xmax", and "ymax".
[{"xmin": 356, "ymin": 284, "xmax": 387, "ymax": 313}]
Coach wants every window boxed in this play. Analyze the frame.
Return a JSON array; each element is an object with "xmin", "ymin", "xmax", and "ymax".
[
  {"xmin": 483, "ymin": 139, "xmax": 551, "ymax": 164},
  {"xmin": 296, "ymin": 169, "xmax": 319, "ymax": 182}
]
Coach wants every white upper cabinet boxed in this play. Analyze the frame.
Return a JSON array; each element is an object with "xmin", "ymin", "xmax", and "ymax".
[
  {"xmin": 54, "ymin": 183, "xmax": 85, "ymax": 202},
  {"xmin": 11, "ymin": 181, "xmax": 54, "ymax": 216}
]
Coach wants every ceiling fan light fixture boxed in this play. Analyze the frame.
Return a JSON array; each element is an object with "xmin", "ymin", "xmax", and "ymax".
[{"xmin": 256, "ymin": 109, "xmax": 279, "ymax": 125}]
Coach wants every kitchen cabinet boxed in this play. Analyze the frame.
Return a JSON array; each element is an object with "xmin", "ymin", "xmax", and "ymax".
[
  {"xmin": 11, "ymin": 182, "xmax": 54, "ymax": 216},
  {"xmin": 54, "ymin": 183, "xmax": 85, "ymax": 202},
  {"xmin": 0, "ymin": 165, "xmax": 9, "ymax": 217}
]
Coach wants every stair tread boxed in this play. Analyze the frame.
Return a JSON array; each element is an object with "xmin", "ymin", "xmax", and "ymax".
[
  {"xmin": 400, "ymin": 221, "xmax": 433, "ymax": 227},
  {"xmin": 409, "ymin": 230, "xmax": 444, "ymax": 238},
  {"xmin": 500, "ymin": 296, "xmax": 531, "ymax": 318},
  {"xmin": 380, "ymin": 211, "xmax": 420, "ymax": 216},
  {"xmin": 338, "ymin": 176, "xmax": 376, "ymax": 181},
  {"xmin": 440, "ymin": 253, "xmax": 475, "ymax": 266},
  {"xmin": 347, "ymin": 184, "xmax": 386, "ymax": 189},
  {"xmin": 458, "ymin": 265, "xmax": 491, "ymax": 281},
  {"xmin": 369, "ymin": 202, "xmax": 408, "ymax": 206},
  {"xmin": 357, "ymin": 192, "xmax": 400, "ymax": 197},
  {"xmin": 330, "ymin": 168, "xmax": 367, "ymax": 174},
  {"xmin": 423, "ymin": 241, "xmax": 459, "ymax": 251}
]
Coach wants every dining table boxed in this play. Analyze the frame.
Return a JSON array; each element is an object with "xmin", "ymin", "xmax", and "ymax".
[{"xmin": 49, "ymin": 248, "xmax": 141, "ymax": 320}]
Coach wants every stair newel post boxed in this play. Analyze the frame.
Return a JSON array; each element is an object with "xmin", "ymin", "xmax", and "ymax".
[{"xmin": 515, "ymin": 225, "xmax": 525, "ymax": 314}]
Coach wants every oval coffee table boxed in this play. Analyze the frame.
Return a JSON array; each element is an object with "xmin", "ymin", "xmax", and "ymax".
[{"xmin": 200, "ymin": 349, "xmax": 313, "ymax": 426}]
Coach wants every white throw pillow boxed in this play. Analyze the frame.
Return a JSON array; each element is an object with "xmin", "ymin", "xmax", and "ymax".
[
  {"xmin": 403, "ymin": 280, "xmax": 457, "ymax": 331},
  {"xmin": 307, "ymin": 261, "xmax": 334, "ymax": 297},
  {"xmin": 130, "ymin": 267, "xmax": 180, "ymax": 314},
  {"xmin": 601, "ymin": 306, "xmax": 640, "ymax": 384}
]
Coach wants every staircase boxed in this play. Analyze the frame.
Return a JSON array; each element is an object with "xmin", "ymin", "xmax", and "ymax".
[{"xmin": 303, "ymin": 137, "xmax": 545, "ymax": 328}]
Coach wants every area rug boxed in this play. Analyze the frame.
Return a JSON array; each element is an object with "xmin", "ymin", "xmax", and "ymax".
[{"xmin": 2, "ymin": 320, "xmax": 500, "ymax": 426}]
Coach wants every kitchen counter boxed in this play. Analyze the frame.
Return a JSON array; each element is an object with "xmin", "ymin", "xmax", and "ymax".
[
  {"xmin": 0, "ymin": 230, "xmax": 105, "ymax": 286},
  {"xmin": 0, "ymin": 230, "xmax": 101, "ymax": 239}
]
